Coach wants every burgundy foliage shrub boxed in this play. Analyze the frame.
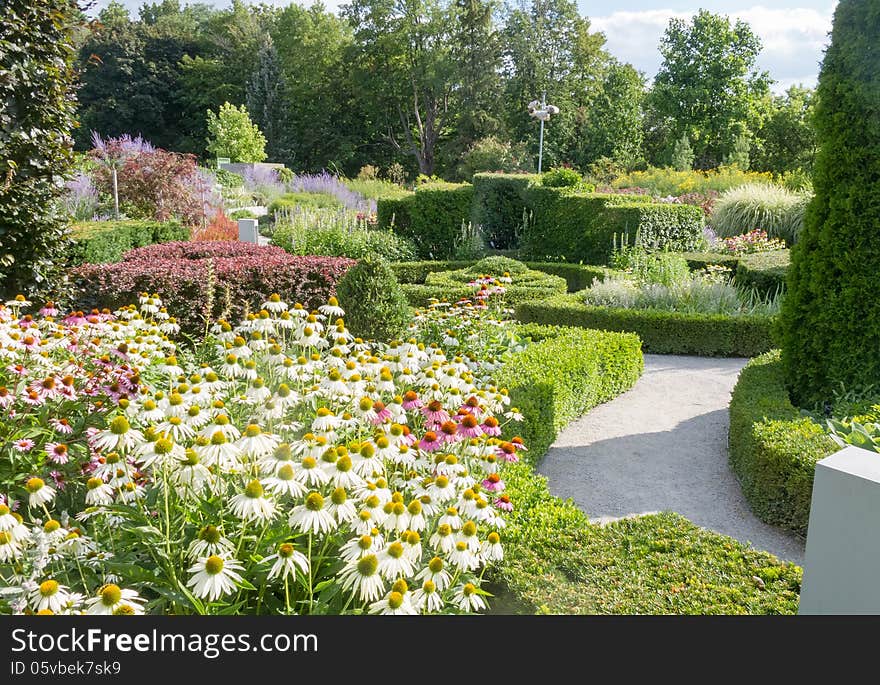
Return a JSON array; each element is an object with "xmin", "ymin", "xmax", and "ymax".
[{"xmin": 73, "ymin": 242, "xmax": 355, "ymax": 335}]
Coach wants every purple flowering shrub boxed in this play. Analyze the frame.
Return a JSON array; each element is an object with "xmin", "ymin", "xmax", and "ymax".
[{"xmin": 73, "ymin": 242, "xmax": 354, "ymax": 335}]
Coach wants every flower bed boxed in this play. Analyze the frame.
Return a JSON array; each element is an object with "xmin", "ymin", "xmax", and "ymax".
[
  {"xmin": 0, "ymin": 293, "xmax": 523, "ymax": 615},
  {"xmin": 72, "ymin": 242, "xmax": 354, "ymax": 336},
  {"xmin": 516, "ymin": 294, "xmax": 776, "ymax": 357},
  {"xmin": 728, "ymin": 351, "xmax": 836, "ymax": 533}
]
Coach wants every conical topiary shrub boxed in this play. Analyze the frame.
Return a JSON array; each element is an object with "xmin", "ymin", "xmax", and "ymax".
[
  {"xmin": 779, "ymin": 0, "xmax": 880, "ymax": 406},
  {"xmin": 335, "ymin": 255, "xmax": 411, "ymax": 342}
]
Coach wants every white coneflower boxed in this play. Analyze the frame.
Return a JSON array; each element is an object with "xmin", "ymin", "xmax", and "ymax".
[
  {"xmin": 199, "ymin": 414, "xmax": 240, "ymax": 440},
  {"xmin": 186, "ymin": 555, "xmax": 244, "ymax": 602},
  {"xmin": 339, "ymin": 554, "xmax": 385, "ymax": 603},
  {"xmin": 160, "ymin": 391, "xmax": 189, "ymax": 418},
  {"xmin": 376, "ymin": 541, "xmax": 415, "ymax": 580},
  {"xmin": 369, "ymin": 581, "xmax": 417, "ymax": 616},
  {"xmin": 265, "ymin": 542, "xmax": 309, "ymax": 581},
  {"xmin": 235, "ymin": 424, "xmax": 279, "ymax": 459},
  {"xmin": 262, "ymin": 464, "xmax": 307, "ymax": 498},
  {"xmin": 25, "ymin": 477, "xmax": 55, "ymax": 508},
  {"xmin": 339, "ymin": 534, "xmax": 380, "ymax": 563},
  {"xmin": 42, "ymin": 519, "xmax": 68, "ymax": 544},
  {"xmin": 351, "ymin": 442, "xmax": 384, "ymax": 478},
  {"xmin": 457, "ymin": 520, "xmax": 481, "ymax": 553},
  {"xmin": 219, "ymin": 354, "xmax": 243, "ymax": 379},
  {"xmin": 449, "ymin": 540, "xmax": 481, "ymax": 571},
  {"xmin": 85, "ymin": 584, "xmax": 145, "ymax": 615},
  {"xmin": 402, "ymin": 530, "xmax": 422, "ymax": 561},
  {"xmin": 439, "ymin": 507, "xmax": 463, "ymax": 531},
  {"xmin": 198, "ymin": 431, "xmax": 242, "ymax": 470},
  {"xmin": 295, "ymin": 457, "xmax": 329, "ymax": 487},
  {"xmin": 154, "ymin": 416, "xmax": 195, "ymax": 442},
  {"xmin": 187, "ymin": 525, "xmax": 234, "ymax": 561},
  {"xmin": 320, "ymin": 369, "xmax": 350, "ymax": 397},
  {"xmin": 382, "ymin": 501, "xmax": 410, "ymax": 534},
  {"xmin": 416, "ymin": 556, "xmax": 452, "ymax": 591},
  {"xmin": 481, "ymin": 531, "xmax": 503, "ymax": 561},
  {"xmin": 318, "ymin": 297, "xmax": 345, "ymax": 318},
  {"xmin": 0, "ymin": 503, "xmax": 17, "ymax": 531},
  {"xmin": 229, "ymin": 480, "xmax": 277, "ymax": 522},
  {"xmin": 310, "ymin": 407, "xmax": 340, "ymax": 433},
  {"xmin": 326, "ymin": 487, "xmax": 357, "ymax": 524},
  {"xmin": 184, "ymin": 404, "xmax": 212, "ymax": 429},
  {"xmin": 245, "ymin": 378, "xmax": 272, "ymax": 404},
  {"xmin": 85, "ymin": 477, "xmax": 115, "ymax": 506},
  {"xmin": 263, "ymin": 294, "xmax": 289, "ymax": 314},
  {"xmin": 259, "ymin": 443, "xmax": 295, "ymax": 477},
  {"xmin": 92, "ymin": 415, "xmax": 144, "ymax": 453},
  {"xmin": 411, "ymin": 580, "xmax": 444, "ymax": 613},
  {"xmin": 429, "ymin": 523, "xmax": 455, "ymax": 554},
  {"xmin": 0, "ymin": 530, "xmax": 22, "ymax": 562},
  {"xmin": 297, "ymin": 325, "xmax": 323, "ymax": 348},
  {"xmin": 289, "ymin": 492, "xmax": 336, "ymax": 535},
  {"xmin": 174, "ymin": 449, "xmax": 213, "ymax": 494},
  {"xmin": 452, "ymin": 582, "xmax": 487, "ymax": 612},
  {"xmin": 116, "ymin": 481, "xmax": 145, "ymax": 504},
  {"xmin": 139, "ymin": 398, "xmax": 165, "ymax": 423},
  {"xmin": 29, "ymin": 579, "xmax": 71, "ymax": 613},
  {"xmin": 138, "ymin": 435, "xmax": 184, "ymax": 470},
  {"xmin": 405, "ymin": 500, "xmax": 426, "ymax": 532},
  {"xmin": 330, "ymin": 454, "xmax": 365, "ymax": 490}
]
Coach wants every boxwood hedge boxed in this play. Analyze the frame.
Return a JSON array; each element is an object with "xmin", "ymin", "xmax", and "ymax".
[
  {"xmin": 70, "ymin": 220, "xmax": 190, "ymax": 265},
  {"xmin": 516, "ymin": 294, "xmax": 776, "ymax": 357},
  {"xmin": 470, "ymin": 173, "xmax": 536, "ymax": 249},
  {"xmin": 735, "ymin": 250, "xmax": 790, "ymax": 296},
  {"xmin": 728, "ymin": 350, "xmax": 836, "ymax": 533}
]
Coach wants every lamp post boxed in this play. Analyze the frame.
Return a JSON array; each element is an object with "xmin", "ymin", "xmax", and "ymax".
[{"xmin": 528, "ymin": 91, "xmax": 559, "ymax": 174}]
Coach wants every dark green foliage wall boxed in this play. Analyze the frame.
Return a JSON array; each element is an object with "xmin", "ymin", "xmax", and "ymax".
[
  {"xmin": 335, "ymin": 256, "xmax": 411, "ymax": 342},
  {"xmin": 0, "ymin": 1, "xmax": 78, "ymax": 299},
  {"xmin": 779, "ymin": 1, "xmax": 880, "ymax": 405},
  {"xmin": 470, "ymin": 173, "xmax": 536, "ymax": 249}
]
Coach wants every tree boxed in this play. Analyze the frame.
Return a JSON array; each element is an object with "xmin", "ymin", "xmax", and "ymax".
[
  {"xmin": 779, "ymin": 0, "xmax": 880, "ymax": 405},
  {"xmin": 0, "ymin": 0, "xmax": 79, "ymax": 300},
  {"xmin": 724, "ymin": 134, "xmax": 750, "ymax": 169},
  {"xmin": 206, "ymin": 102, "xmax": 267, "ymax": 163},
  {"xmin": 344, "ymin": 0, "xmax": 456, "ymax": 176},
  {"xmin": 671, "ymin": 135, "xmax": 694, "ymax": 171},
  {"xmin": 752, "ymin": 86, "xmax": 817, "ymax": 175},
  {"xmin": 648, "ymin": 10, "xmax": 770, "ymax": 168},
  {"xmin": 246, "ymin": 36, "xmax": 290, "ymax": 163},
  {"xmin": 572, "ymin": 60, "xmax": 645, "ymax": 169}
]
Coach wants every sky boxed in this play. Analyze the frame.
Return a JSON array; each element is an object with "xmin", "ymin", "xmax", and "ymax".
[{"xmin": 93, "ymin": 1, "xmax": 837, "ymax": 93}]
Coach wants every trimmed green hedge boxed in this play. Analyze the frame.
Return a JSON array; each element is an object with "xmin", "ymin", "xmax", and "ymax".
[
  {"xmin": 520, "ymin": 186, "xmax": 704, "ymax": 264},
  {"xmin": 70, "ymin": 220, "xmax": 190, "ymax": 265},
  {"xmin": 389, "ymin": 260, "xmax": 475, "ymax": 284},
  {"xmin": 516, "ymin": 294, "xmax": 776, "ymax": 356},
  {"xmin": 493, "ymin": 327, "xmax": 801, "ymax": 613},
  {"xmin": 735, "ymin": 250, "xmax": 790, "ymax": 296},
  {"xmin": 728, "ymin": 350, "xmax": 836, "ymax": 533},
  {"xmin": 376, "ymin": 182, "xmax": 473, "ymax": 259},
  {"xmin": 267, "ymin": 192, "xmax": 342, "ymax": 213},
  {"xmin": 470, "ymin": 173, "xmax": 536, "ymax": 249},
  {"xmin": 677, "ymin": 251, "xmax": 742, "ymax": 271}
]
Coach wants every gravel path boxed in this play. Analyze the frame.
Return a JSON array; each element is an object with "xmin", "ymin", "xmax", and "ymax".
[{"xmin": 538, "ymin": 354, "xmax": 806, "ymax": 564}]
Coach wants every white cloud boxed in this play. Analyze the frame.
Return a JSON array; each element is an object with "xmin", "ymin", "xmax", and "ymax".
[{"xmin": 591, "ymin": 4, "xmax": 835, "ymax": 92}]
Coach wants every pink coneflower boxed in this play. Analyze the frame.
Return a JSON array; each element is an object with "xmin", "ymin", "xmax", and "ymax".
[
  {"xmin": 418, "ymin": 431, "xmax": 443, "ymax": 452},
  {"xmin": 63, "ymin": 311, "xmax": 88, "ymax": 326},
  {"xmin": 49, "ymin": 470, "xmax": 66, "ymax": 491},
  {"xmin": 19, "ymin": 334, "xmax": 40, "ymax": 351},
  {"xmin": 39, "ymin": 302, "xmax": 58, "ymax": 317},
  {"xmin": 494, "ymin": 494, "xmax": 513, "ymax": 512},
  {"xmin": 457, "ymin": 413, "xmax": 483, "ymax": 438},
  {"xmin": 50, "ymin": 418, "xmax": 74, "ymax": 434},
  {"xmin": 401, "ymin": 391, "xmax": 423, "ymax": 411},
  {"xmin": 7, "ymin": 364, "xmax": 27, "ymax": 377},
  {"xmin": 21, "ymin": 390, "xmax": 44, "ymax": 406},
  {"xmin": 481, "ymin": 416, "xmax": 502, "ymax": 437},
  {"xmin": 0, "ymin": 387, "xmax": 12, "ymax": 408},
  {"xmin": 14, "ymin": 439, "xmax": 34, "ymax": 452},
  {"xmin": 421, "ymin": 400, "xmax": 450, "ymax": 427},
  {"xmin": 45, "ymin": 443, "xmax": 69, "ymax": 465},
  {"xmin": 459, "ymin": 396, "xmax": 483, "ymax": 416},
  {"xmin": 510, "ymin": 436, "xmax": 528, "ymax": 452},
  {"xmin": 371, "ymin": 401, "xmax": 392, "ymax": 425},
  {"xmin": 496, "ymin": 442, "xmax": 519, "ymax": 463},
  {"xmin": 400, "ymin": 425, "xmax": 416, "ymax": 447},
  {"xmin": 30, "ymin": 376, "xmax": 59, "ymax": 400},
  {"xmin": 482, "ymin": 473, "xmax": 505, "ymax": 493},
  {"xmin": 439, "ymin": 421, "xmax": 461, "ymax": 444}
]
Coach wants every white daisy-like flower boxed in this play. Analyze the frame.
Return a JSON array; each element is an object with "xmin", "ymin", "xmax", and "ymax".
[
  {"xmin": 187, "ymin": 525, "xmax": 234, "ymax": 561},
  {"xmin": 338, "ymin": 554, "xmax": 385, "ymax": 603},
  {"xmin": 137, "ymin": 435, "xmax": 184, "ymax": 470},
  {"xmin": 415, "ymin": 556, "xmax": 452, "ymax": 591},
  {"xmin": 339, "ymin": 534, "xmax": 381, "ymax": 563},
  {"xmin": 295, "ymin": 457, "xmax": 330, "ymax": 487},
  {"xmin": 452, "ymin": 582, "xmax": 487, "ymax": 612},
  {"xmin": 369, "ymin": 582, "xmax": 418, "ymax": 615},
  {"xmin": 235, "ymin": 424, "xmax": 279, "ymax": 458},
  {"xmin": 481, "ymin": 531, "xmax": 503, "ymax": 561},
  {"xmin": 263, "ymin": 294, "xmax": 289, "ymax": 314},
  {"xmin": 199, "ymin": 415, "xmax": 241, "ymax": 440},
  {"xmin": 289, "ymin": 492, "xmax": 337, "ymax": 535},
  {"xmin": 91, "ymin": 415, "xmax": 145, "ymax": 453},
  {"xmin": 174, "ymin": 449, "xmax": 214, "ymax": 494},
  {"xmin": 24, "ymin": 477, "xmax": 55, "ymax": 508},
  {"xmin": 0, "ymin": 530, "xmax": 22, "ymax": 562},
  {"xmin": 84, "ymin": 477, "xmax": 115, "ymax": 506},
  {"xmin": 411, "ymin": 580, "xmax": 444, "ymax": 613},
  {"xmin": 196, "ymin": 431, "xmax": 242, "ymax": 469},
  {"xmin": 0, "ymin": 503, "xmax": 18, "ymax": 531},
  {"xmin": 326, "ymin": 487, "xmax": 358, "ymax": 524},
  {"xmin": 448, "ymin": 540, "xmax": 481, "ymax": 571},
  {"xmin": 229, "ymin": 481, "xmax": 277, "ymax": 522},
  {"xmin": 29, "ymin": 579, "xmax": 72, "ymax": 613},
  {"xmin": 265, "ymin": 542, "xmax": 309, "ymax": 581},
  {"xmin": 376, "ymin": 541, "xmax": 415, "ymax": 580},
  {"xmin": 186, "ymin": 555, "xmax": 244, "ymax": 602},
  {"xmin": 85, "ymin": 584, "xmax": 146, "ymax": 615},
  {"xmin": 429, "ymin": 523, "xmax": 455, "ymax": 554},
  {"xmin": 318, "ymin": 298, "xmax": 345, "ymax": 318},
  {"xmin": 311, "ymin": 408, "xmax": 340, "ymax": 433}
]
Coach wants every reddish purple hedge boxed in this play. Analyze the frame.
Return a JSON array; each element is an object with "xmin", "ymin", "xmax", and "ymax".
[{"xmin": 73, "ymin": 242, "xmax": 355, "ymax": 335}]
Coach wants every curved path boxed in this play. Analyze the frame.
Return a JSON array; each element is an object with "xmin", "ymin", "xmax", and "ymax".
[{"xmin": 538, "ymin": 354, "xmax": 806, "ymax": 564}]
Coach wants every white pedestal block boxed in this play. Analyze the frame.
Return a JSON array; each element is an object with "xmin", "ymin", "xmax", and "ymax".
[
  {"xmin": 799, "ymin": 446, "xmax": 880, "ymax": 614},
  {"xmin": 238, "ymin": 218, "xmax": 259, "ymax": 244}
]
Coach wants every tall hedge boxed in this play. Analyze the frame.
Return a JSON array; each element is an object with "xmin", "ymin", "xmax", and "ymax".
[
  {"xmin": 0, "ymin": 1, "xmax": 78, "ymax": 299},
  {"xmin": 779, "ymin": 0, "xmax": 880, "ymax": 405},
  {"xmin": 470, "ymin": 173, "xmax": 536, "ymax": 249}
]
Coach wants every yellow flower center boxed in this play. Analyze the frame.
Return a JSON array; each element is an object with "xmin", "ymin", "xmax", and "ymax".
[
  {"xmin": 99, "ymin": 584, "xmax": 122, "ymax": 606},
  {"xmin": 26, "ymin": 477, "xmax": 45, "ymax": 493},
  {"xmin": 244, "ymin": 480, "xmax": 263, "ymax": 498},
  {"xmin": 204, "ymin": 555, "xmax": 224, "ymax": 575},
  {"xmin": 39, "ymin": 580, "xmax": 60, "ymax": 597},
  {"xmin": 305, "ymin": 492, "xmax": 324, "ymax": 511}
]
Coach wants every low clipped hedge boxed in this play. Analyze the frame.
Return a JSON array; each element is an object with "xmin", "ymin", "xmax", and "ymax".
[
  {"xmin": 470, "ymin": 173, "xmax": 536, "ymax": 249},
  {"xmin": 72, "ymin": 242, "xmax": 354, "ymax": 336},
  {"xmin": 376, "ymin": 182, "xmax": 473, "ymax": 259},
  {"xmin": 267, "ymin": 192, "xmax": 342, "ymax": 213},
  {"xmin": 728, "ymin": 350, "xmax": 836, "ymax": 533},
  {"xmin": 520, "ymin": 186, "xmax": 704, "ymax": 264},
  {"xmin": 735, "ymin": 250, "xmax": 790, "ymax": 296},
  {"xmin": 390, "ymin": 260, "xmax": 606, "ymax": 293},
  {"xmin": 70, "ymin": 220, "xmax": 190, "ymax": 265},
  {"xmin": 516, "ymin": 294, "xmax": 775, "ymax": 357},
  {"xmin": 677, "ymin": 251, "xmax": 742, "ymax": 271},
  {"xmin": 493, "ymin": 327, "xmax": 801, "ymax": 613}
]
